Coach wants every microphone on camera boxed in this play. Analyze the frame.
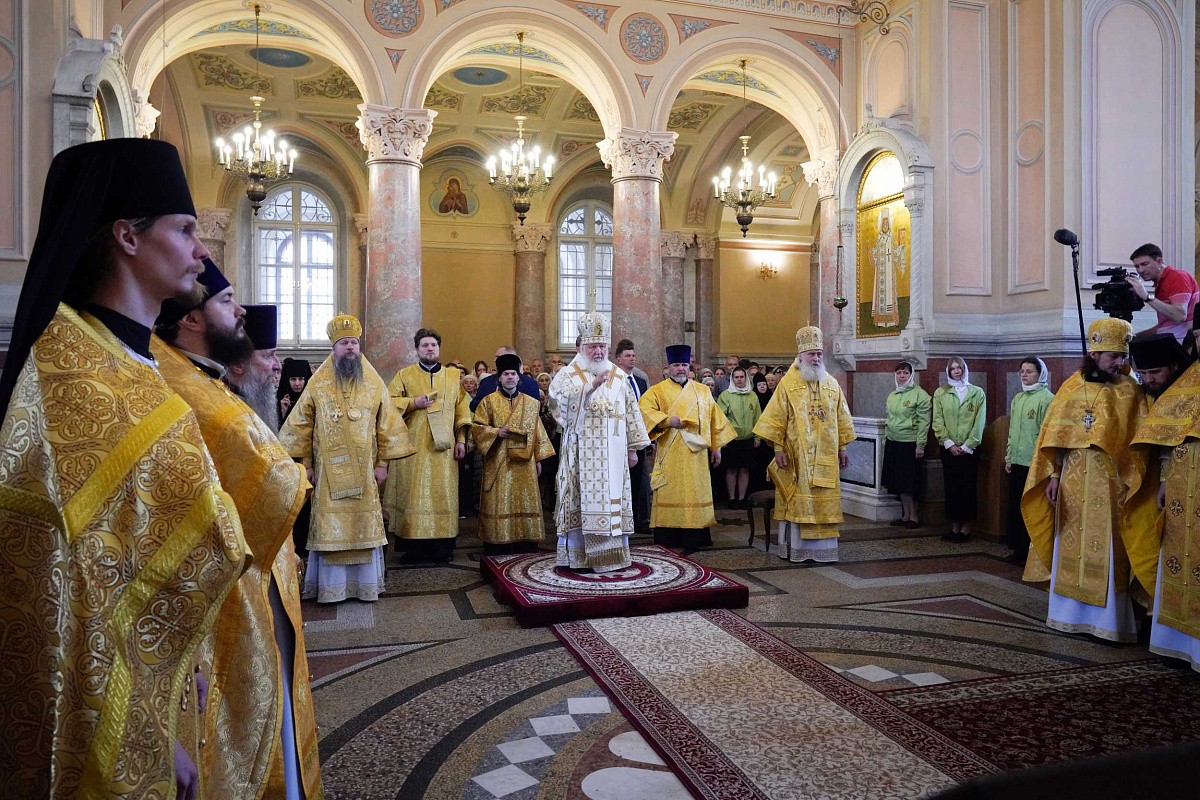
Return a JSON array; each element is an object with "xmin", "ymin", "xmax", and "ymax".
[{"xmin": 1053, "ymin": 228, "xmax": 1079, "ymax": 247}]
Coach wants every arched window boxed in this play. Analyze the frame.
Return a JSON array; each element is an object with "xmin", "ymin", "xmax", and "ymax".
[
  {"xmin": 254, "ymin": 184, "xmax": 337, "ymax": 346},
  {"xmin": 557, "ymin": 201, "xmax": 613, "ymax": 347}
]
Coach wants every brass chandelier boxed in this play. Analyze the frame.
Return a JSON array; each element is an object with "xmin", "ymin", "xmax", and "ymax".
[{"xmin": 712, "ymin": 60, "xmax": 777, "ymax": 237}]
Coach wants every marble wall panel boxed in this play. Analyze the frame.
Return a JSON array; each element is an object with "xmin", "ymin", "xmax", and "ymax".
[{"xmin": 946, "ymin": 2, "xmax": 991, "ymax": 295}]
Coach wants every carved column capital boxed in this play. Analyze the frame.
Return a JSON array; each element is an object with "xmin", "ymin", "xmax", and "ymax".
[
  {"xmin": 353, "ymin": 213, "xmax": 369, "ymax": 238},
  {"xmin": 661, "ymin": 231, "xmax": 689, "ymax": 259},
  {"xmin": 357, "ymin": 104, "xmax": 437, "ymax": 166},
  {"xmin": 197, "ymin": 208, "xmax": 233, "ymax": 242},
  {"xmin": 694, "ymin": 234, "xmax": 717, "ymax": 260},
  {"xmin": 131, "ymin": 87, "xmax": 160, "ymax": 139},
  {"xmin": 511, "ymin": 222, "xmax": 552, "ymax": 253},
  {"xmin": 598, "ymin": 129, "xmax": 677, "ymax": 182},
  {"xmin": 801, "ymin": 156, "xmax": 840, "ymax": 200}
]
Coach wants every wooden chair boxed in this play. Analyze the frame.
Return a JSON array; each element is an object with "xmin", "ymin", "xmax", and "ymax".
[{"xmin": 745, "ymin": 489, "xmax": 776, "ymax": 553}]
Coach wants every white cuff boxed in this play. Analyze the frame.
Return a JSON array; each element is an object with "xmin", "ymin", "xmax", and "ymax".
[
  {"xmin": 943, "ymin": 439, "xmax": 956, "ymax": 449},
  {"xmin": 961, "ymin": 445, "xmax": 974, "ymax": 455}
]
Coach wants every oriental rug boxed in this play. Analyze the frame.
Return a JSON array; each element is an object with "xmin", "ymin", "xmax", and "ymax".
[
  {"xmin": 885, "ymin": 659, "xmax": 1200, "ymax": 770},
  {"xmin": 552, "ymin": 609, "xmax": 998, "ymax": 800},
  {"xmin": 481, "ymin": 545, "xmax": 748, "ymax": 628}
]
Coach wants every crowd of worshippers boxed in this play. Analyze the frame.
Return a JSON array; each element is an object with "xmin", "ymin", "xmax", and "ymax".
[{"xmin": 2, "ymin": 139, "xmax": 1199, "ymax": 800}]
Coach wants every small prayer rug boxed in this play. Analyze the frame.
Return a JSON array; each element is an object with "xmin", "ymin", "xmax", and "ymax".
[
  {"xmin": 481, "ymin": 545, "xmax": 748, "ymax": 628},
  {"xmin": 553, "ymin": 609, "xmax": 997, "ymax": 799}
]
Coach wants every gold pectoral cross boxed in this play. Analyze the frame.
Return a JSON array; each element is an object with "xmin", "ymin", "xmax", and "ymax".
[
  {"xmin": 328, "ymin": 403, "xmax": 343, "ymax": 422},
  {"xmin": 1082, "ymin": 410, "xmax": 1095, "ymax": 432}
]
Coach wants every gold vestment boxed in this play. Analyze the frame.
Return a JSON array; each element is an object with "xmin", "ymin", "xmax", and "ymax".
[
  {"xmin": 0, "ymin": 306, "xmax": 247, "ymax": 798},
  {"xmin": 640, "ymin": 379, "xmax": 736, "ymax": 529},
  {"xmin": 383, "ymin": 364, "xmax": 471, "ymax": 540},
  {"xmin": 279, "ymin": 355, "xmax": 413, "ymax": 559},
  {"xmin": 154, "ymin": 340, "xmax": 322, "ymax": 800},
  {"xmin": 1132, "ymin": 361, "xmax": 1200, "ymax": 635},
  {"xmin": 471, "ymin": 390, "xmax": 555, "ymax": 544},
  {"xmin": 753, "ymin": 367, "xmax": 856, "ymax": 536},
  {"xmin": 1021, "ymin": 371, "xmax": 1157, "ymax": 604}
]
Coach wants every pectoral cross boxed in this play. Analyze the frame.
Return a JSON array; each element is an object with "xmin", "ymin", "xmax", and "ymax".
[
  {"xmin": 328, "ymin": 403, "xmax": 343, "ymax": 423},
  {"xmin": 1082, "ymin": 410, "xmax": 1095, "ymax": 432}
]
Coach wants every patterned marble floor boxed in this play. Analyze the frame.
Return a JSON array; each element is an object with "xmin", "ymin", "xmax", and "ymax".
[{"xmin": 304, "ymin": 512, "xmax": 1164, "ymax": 799}]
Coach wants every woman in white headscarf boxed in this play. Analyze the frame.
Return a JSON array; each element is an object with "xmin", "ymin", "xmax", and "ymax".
[
  {"xmin": 1003, "ymin": 356, "xmax": 1053, "ymax": 563},
  {"xmin": 932, "ymin": 356, "xmax": 987, "ymax": 543},
  {"xmin": 881, "ymin": 361, "xmax": 932, "ymax": 528}
]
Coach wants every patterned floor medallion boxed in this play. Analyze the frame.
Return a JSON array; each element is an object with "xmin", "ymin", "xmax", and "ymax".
[{"xmin": 482, "ymin": 545, "xmax": 748, "ymax": 627}]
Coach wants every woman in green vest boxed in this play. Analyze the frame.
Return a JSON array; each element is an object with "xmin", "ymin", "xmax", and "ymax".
[
  {"xmin": 717, "ymin": 366, "xmax": 763, "ymax": 509},
  {"xmin": 1003, "ymin": 356, "xmax": 1053, "ymax": 562},
  {"xmin": 882, "ymin": 361, "xmax": 932, "ymax": 528},
  {"xmin": 933, "ymin": 356, "xmax": 986, "ymax": 543}
]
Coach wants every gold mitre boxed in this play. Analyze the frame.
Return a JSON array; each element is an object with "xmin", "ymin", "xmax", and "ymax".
[
  {"xmin": 578, "ymin": 310, "xmax": 610, "ymax": 345},
  {"xmin": 795, "ymin": 325, "xmax": 823, "ymax": 353},
  {"xmin": 327, "ymin": 313, "xmax": 363, "ymax": 343},
  {"xmin": 1087, "ymin": 317, "xmax": 1132, "ymax": 354}
]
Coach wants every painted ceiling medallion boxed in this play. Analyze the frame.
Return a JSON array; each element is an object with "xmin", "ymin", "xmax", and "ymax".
[
  {"xmin": 249, "ymin": 47, "xmax": 311, "ymax": 69},
  {"xmin": 366, "ymin": 0, "xmax": 423, "ymax": 38},
  {"xmin": 191, "ymin": 53, "xmax": 272, "ymax": 95},
  {"xmin": 620, "ymin": 14, "xmax": 667, "ymax": 64},
  {"xmin": 297, "ymin": 67, "xmax": 363, "ymax": 101},
  {"xmin": 452, "ymin": 66, "xmax": 508, "ymax": 86}
]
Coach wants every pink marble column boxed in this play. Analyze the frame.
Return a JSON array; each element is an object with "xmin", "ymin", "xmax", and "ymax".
[
  {"xmin": 197, "ymin": 207, "xmax": 232, "ymax": 270},
  {"xmin": 357, "ymin": 104, "xmax": 436, "ymax": 378},
  {"xmin": 598, "ymin": 130, "xmax": 677, "ymax": 378},
  {"xmin": 693, "ymin": 235, "xmax": 716, "ymax": 367},
  {"xmin": 660, "ymin": 231, "xmax": 688, "ymax": 348},
  {"xmin": 511, "ymin": 222, "xmax": 551, "ymax": 364},
  {"xmin": 802, "ymin": 156, "xmax": 846, "ymax": 382}
]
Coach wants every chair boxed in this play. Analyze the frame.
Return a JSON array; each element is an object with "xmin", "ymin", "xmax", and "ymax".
[{"xmin": 745, "ymin": 489, "xmax": 776, "ymax": 553}]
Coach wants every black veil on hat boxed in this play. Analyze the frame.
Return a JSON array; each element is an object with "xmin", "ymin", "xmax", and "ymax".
[
  {"xmin": 0, "ymin": 139, "xmax": 198, "ymax": 419},
  {"xmin": 281, "ymin": 358, "xmax": 312, "ymax": 383}
]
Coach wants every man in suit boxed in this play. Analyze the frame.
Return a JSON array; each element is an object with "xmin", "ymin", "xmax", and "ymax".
[{"xmin": 615, "ymin": 338, "xmax": 651, "ymax": 532}]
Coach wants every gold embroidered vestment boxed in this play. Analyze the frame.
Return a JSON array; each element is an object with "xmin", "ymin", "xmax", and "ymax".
[{"xmin": 471, "ymin": 390, "xmax": 555, "ymax": 544}]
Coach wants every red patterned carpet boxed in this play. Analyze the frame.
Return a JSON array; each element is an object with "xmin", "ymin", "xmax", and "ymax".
[
  {"xmin": 886, "ymin": 659, "xmax": 1200, "ymax": 770},
  {"xmin": 480, "ymin": 545, "xmax": 748, "ymax": 627}
]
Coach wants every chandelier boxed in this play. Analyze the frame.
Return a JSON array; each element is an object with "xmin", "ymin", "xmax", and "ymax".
[
  {"xmin": 485, "ymin": 32, "xmax": 554, "ymax": 226},
  {"xmin": 712, "ymin": 60, "xmax": 776, "ymax": 238},
  {"xmin": 212, "ymin": 3, "xmax": 296, "ymax": 215}
]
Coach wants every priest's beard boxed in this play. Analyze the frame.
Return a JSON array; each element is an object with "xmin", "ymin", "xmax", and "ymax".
[
  {"xmin": 799, "ymin": 362, "xmax": 828, "ymax": 383},
  {"xmin": 335, "ymin": 352, "xmax": 364, "ymax": 384},
  {"xmin": 235, "ymin": 370, "xmax": 280, "ymax": 432},
  {"xmin": 671, "ymin": 374, "xmax": 688, "ymax": 385},
  {"xmin": 206, "ymin": 321, "xmax": 254, "ymax": 367},
  {"xmin": 582, "ymin": 353, "xmax": 610, "ymax": 377}
]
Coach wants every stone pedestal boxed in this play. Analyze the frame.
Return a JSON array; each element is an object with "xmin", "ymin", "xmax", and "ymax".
[
  {"xmin": 197, "ymin": 208, "xmax": 232, "ymax": 272},
  {"xmin": 358, "ymin": 104, "xmax": 436, "ymax": 378},
  {"xmin": 599, "ymin": 130, "xmax": 677, "ymax": 376},
  {"xmin": 660, "ymin": 231, "xmax": 688, "ymax": 347},
  {"xmin": 512, "ymin": 222, "xmax": 552, "ymax": 363},
  {"xmin": 694, "ymin": 235, "xmax": 716, "ymax": 366}
]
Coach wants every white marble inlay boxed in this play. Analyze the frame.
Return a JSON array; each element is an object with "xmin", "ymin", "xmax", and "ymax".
[
  {"xmin": 903, "ymin": 672, "xmax": 949, "ymax": 687},
  {"xmin": 581, "ymin": 767, "xmax": 691, "ymax": 800},
  {"xmin": 497, "ymin": 736, "xmax": 555, "ymax": 764},
  {"xmin": 567, "ymin": 696, "xmax": 613, "ymax": 715},
  {"xmin": 608, "ymin": 731, "xmax": 666, "ymax": 765},
  {"xmin": 529, "ymin": 714, "xmax": 581, "ymax": 736},
  {"xmin": 847, "ymin": 664, "xmax": 899, "ymax": 682},
  {"xmin": 472, "ymin": 764, "xmax": 539, "ymax": 797}
]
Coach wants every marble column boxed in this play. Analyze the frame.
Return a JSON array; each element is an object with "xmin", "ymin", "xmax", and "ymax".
[
  {"xmin": 511, "ymin": 222, "xmax": 552, "ymax": 364},
  {"xmin": 660, "ymin": 231, "xmax": 688, "ymax": 348},
  {"xmin": 802, "ymin": 156, "xmax": 846, "ymax": 380},
  {"xmin": 351, "ymin": 213, "xmax": 369, "ymax": 323},
  {"xmin": 357, "ymin": 104, "xmax": 436, "ymax": 378},
  {"xmin": 598, "ymin": 130, "xmax": 677, "ymax": 376},
  {"xmin": 693, "ymin": 235, "xmax": 716, "ymax": 367},
  {"xmin": 197, "ymin": 207, "xmax": 232, "ymax": 271}
]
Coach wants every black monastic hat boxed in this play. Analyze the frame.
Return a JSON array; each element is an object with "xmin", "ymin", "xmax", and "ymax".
[
  {"xmin": 155, "ymin": 257, "xmax": 232, "ymax": 327},
  {"xmin": 242, "ymin": 304, "xmax": 278, "ymax": 350},
  {"xmin": 495, "ymin": 353, "xmax": 522, "ymax": 374},
  {"xmin": 0, "ymin": 139, "xmax": 198, "ymax": 418},
  {"xmin": 1130, "ymin": 332, "xmax": 1190, "ymax": 370}
]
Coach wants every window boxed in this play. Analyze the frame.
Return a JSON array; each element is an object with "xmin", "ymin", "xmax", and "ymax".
[
  {"xmin": 557, "ymin": 201, "xmax": 613, "ymax": 346},
  {"xmin": 254, "ymin": 185, "xmax": 338, "ymax": 345}
]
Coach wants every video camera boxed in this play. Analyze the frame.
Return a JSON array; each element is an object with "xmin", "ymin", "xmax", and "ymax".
[{"xmin": 1092, "ymin": 266, "xmax": 1145, "ymax": 322}]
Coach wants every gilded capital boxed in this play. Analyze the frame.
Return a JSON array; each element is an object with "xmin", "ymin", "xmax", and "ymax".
[
  {"xmin": 511, "ymin": 222, "xmax": 552, "ymax": 253},
  {"xmin": 598, "ymin": 129, "xmax": 677, "ymax": 181},
  {"xmin": 357, "ymin": 104, "xmax": 437, "ymax": 165}
]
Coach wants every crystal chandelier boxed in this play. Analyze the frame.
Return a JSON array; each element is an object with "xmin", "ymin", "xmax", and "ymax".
[
  {"xmin": 485, "ymin": 32, "xmax": 554, "ymax": 225},
  {"xmin": 712, "ymin": 60, "xmax": 777, "ymax": 238},
  {"xmin": 212, "ymin": 3, "xmax": 296, "ymax": 215}
]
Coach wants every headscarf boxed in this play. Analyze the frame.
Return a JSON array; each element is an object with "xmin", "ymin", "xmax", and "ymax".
[
  {"xmin": 0, "ymin": 139, "xmax": 198, "ymax": 419},
  {"xmin": 1020, "ymin": 357, "xmax": 1051, "ymax": 392},
  {"xmin": 278, "ymin": 358, "xmax": 312, "ymax": 410},
  {"xmin": 946, "ymin": 356, "xmax": 972, "ymax": 400},
  {"xmin": 752, "ymin": 372, "xmax": 772, "ymax": 409},
  {"xmin": 726, "ymin": 370, "xmax": 753, "ymax": 395},
  {"xmin": 894, "ymin": 360, "xmax": 915, "ymax": 391}
]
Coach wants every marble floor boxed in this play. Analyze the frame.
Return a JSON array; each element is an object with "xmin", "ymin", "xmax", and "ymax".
[{"xmin": 304, "ymin": 512, "xmax": 1171, "ymax": 799}]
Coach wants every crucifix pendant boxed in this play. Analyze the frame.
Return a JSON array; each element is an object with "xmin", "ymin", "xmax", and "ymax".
[
  {"xmin": 328, "ymin": 405, "xmax": 343, "ymax": 422},
  {"xmin": 1082, "ymin": 410, "xmax": 1095, "ymax": 432}
]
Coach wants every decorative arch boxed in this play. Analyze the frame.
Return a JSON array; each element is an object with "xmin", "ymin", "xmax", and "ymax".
[
  {"xmin": 52, "ymin": 30, "xmax": 136, "ymax": 152},
  {"xmin": 651, "ymin": 37, "xmax": 848, "ymax": 156},
  {"xmin": 862, "ymin": 16, "xmax": 916, "ymax": 122},
  {"xmin": 121, "ymin": 0, "xmax": 384, "ymax": 105},
  {"xmin": 400, "ymin": 9, "xmax": 636, "ymax": 137},
  {"xmin": 830, "ymin": 110, "xmax": 933, "ymax": 370}
]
